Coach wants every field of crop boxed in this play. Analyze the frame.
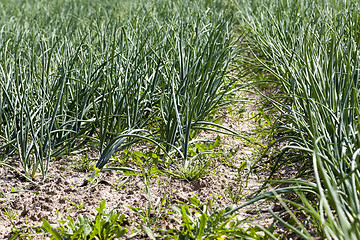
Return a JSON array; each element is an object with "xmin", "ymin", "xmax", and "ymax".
[{"xmin": 0, "ymin": 0, "xmax": 359, "ymax": 239}]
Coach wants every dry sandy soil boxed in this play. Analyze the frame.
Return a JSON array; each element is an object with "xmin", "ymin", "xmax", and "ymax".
[{"xmin": 0, "ymin": 93, "xmax": 279, "ymax": 239}]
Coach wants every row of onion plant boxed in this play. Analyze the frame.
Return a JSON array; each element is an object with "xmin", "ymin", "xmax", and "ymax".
[
  {"xmin": 231, "ymin": 0, "xmax": 360, "ymax": 239},
  {"xmin": 0, "ymin": 0, "xmax": 240, "ymax": 180}
]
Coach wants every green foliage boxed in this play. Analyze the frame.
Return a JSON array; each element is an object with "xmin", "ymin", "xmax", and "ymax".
[
  {"xmin": 111, "ymin": 176, "xmax": 130, "ymax": 191},
  {"xmin": 231, "ymin": 0, "xmax": 360, "ymax": 238},
  {"xmin": 164, "ymin": 136, "xmax": 237, "ymax": 181},
  {"xmin": 166, "ymin": 196, "xmax": 277, "ymax": 240},
  {"xmin": 224, "ymin": 161, "xmax": 249, "ymax": 205},
  {"xmin": 74, "ymin": 155, "xmax": 96, "ymax": 173},
  {"xmin": 42, "ymin": 200, "xmax": 128, "ymax": 240},
  {"xmin": 1, "ymin": 205, "xmax": 18, "ymax": 221},
  {"xmin": 65, "ymin": 198, "xmax": 85, "ymax": 211},
  {"xmin": 128, "ymin": 190, "xmax": 172, "ymax": 229},
  {"xmin": 126, "ymin": 151, "xmax": 172, "ymax": 232},
  {"xmin": 86, "ymin": 165, "xmax": 101, "ymax": 186},
  {"xmin": 0, "ymin": 0, "xmax": 239, "ymax": 180}
]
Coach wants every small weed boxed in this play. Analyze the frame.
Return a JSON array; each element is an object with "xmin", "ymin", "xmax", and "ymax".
[
  {"xmin": 86, "ymin": 165, "xmax": 101, "ymax": 187},
  {"xmin": 224, "ymin": 162, "xmax": 252, "ymax": 204},
  {"xmin": 0, "ymin": 192, "xmax": 5, "ymax": 198},
  {"xmin": 165, "ymin": 156, "xmax": 214, "ymax": 181},
  {"xmin": 164, "ymin": 136, "xmax": 234, "ymax": 181},
  {"xmin": 74, "ymin": 155, "xmax": 95, "ymax": 172},
  {"xmin": 65, "ymin": 198, "xmax": 85, "ymax": 211},
  {"xmin": 164, "ymin": 196, "xmax": 277, "ymax": 239},
  {"xmin": 112, "ymin": 176, "xmax": 130, "ymax": 191},
  {"xmin": 1, "ymin": 205, "xmax": 18, "ymax": 221},
  {"xmin": 127, "ymin": 154, "xmax": 173, "ymax": 239},
  {"xmin": 225, "ymin": 184, "xmax": 244, "ymax": 204},
  {"xmin": 128, "ymin": 190, "xmax": 172, "ymax": 228},
  {"xmin": 42, "ymin": 200, "xmax": 128, "ymax": 239}
]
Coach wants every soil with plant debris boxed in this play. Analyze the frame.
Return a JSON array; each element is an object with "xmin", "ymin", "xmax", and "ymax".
[{"xmin": 0, "ymin": 93, "xmax": 282, "ymax": 239}]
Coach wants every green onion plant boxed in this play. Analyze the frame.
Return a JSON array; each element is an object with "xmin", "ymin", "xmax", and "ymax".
[{"xmin": 232, "ymin": 0, "xmax": 360, "ymax": 238}]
